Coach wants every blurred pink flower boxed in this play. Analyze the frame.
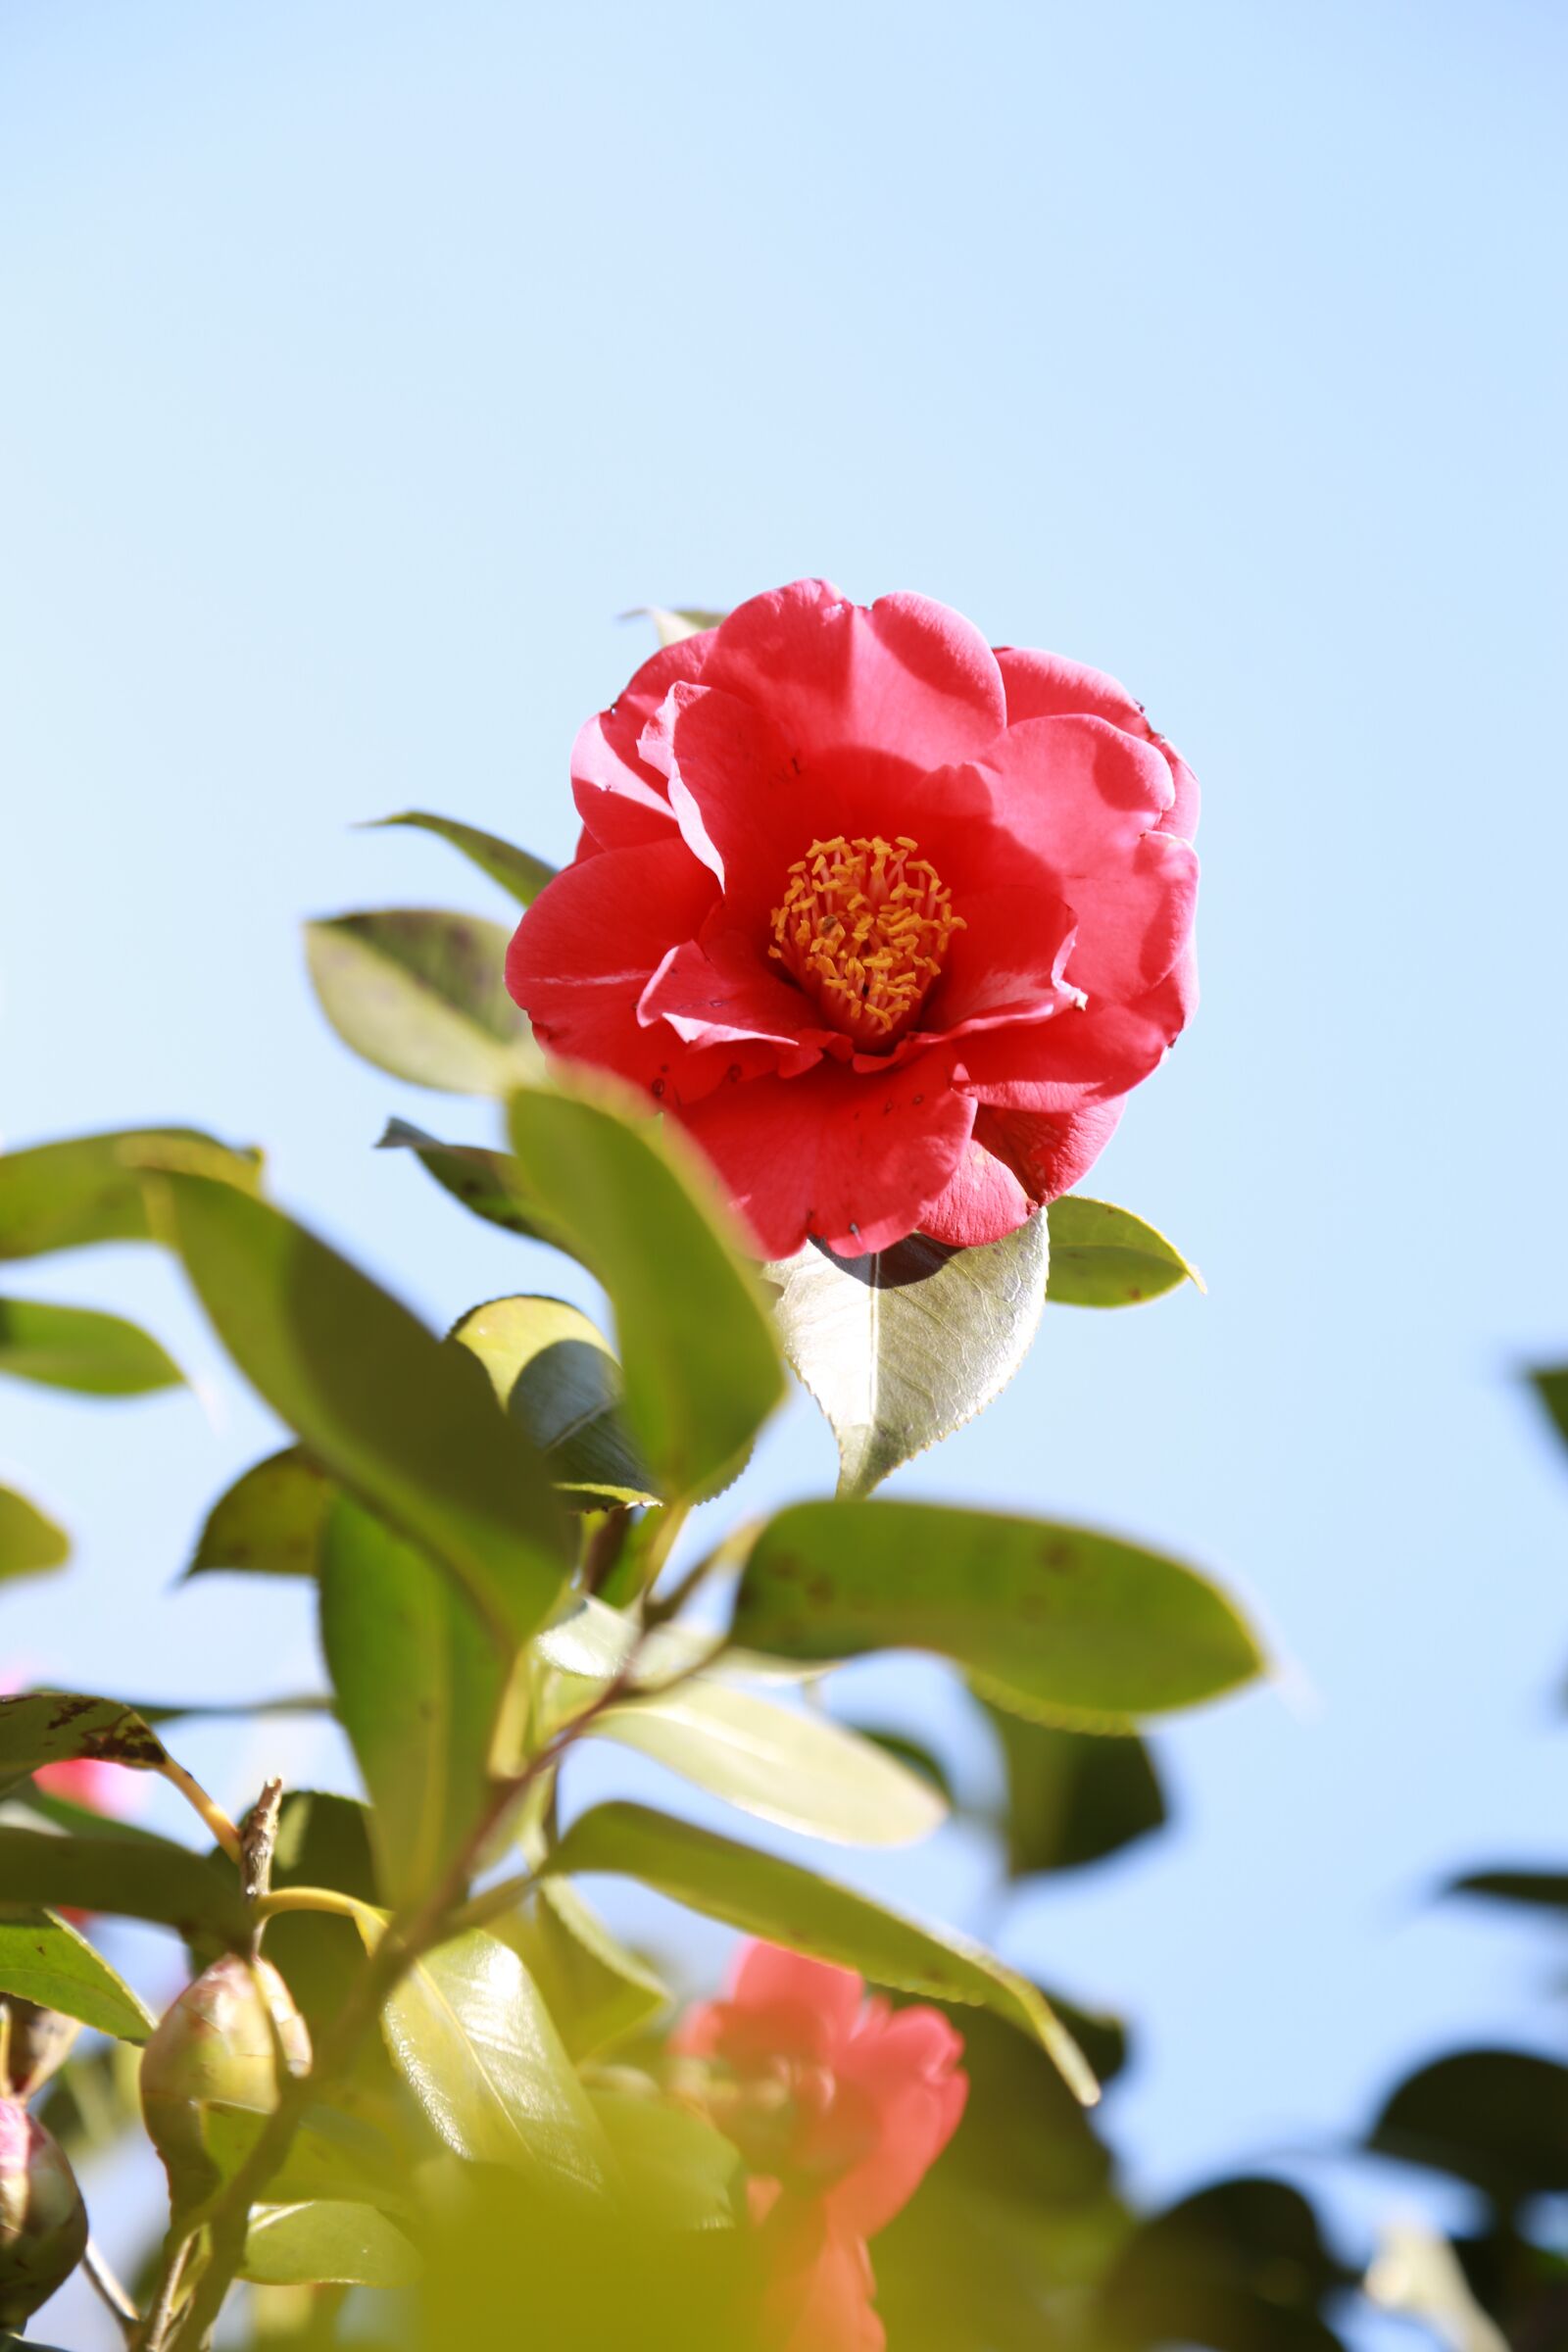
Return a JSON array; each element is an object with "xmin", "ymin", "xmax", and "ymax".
[{"xmin": 675, "ymin": 1941, "xmax": 967, "ymax": 2352}]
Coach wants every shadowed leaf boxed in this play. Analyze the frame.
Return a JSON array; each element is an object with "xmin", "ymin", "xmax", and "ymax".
[
  {"xmin": 377, "ymin": 1119, "xmax": 545, "ymax": 1240},
  {"xmin": 451, "ymin": 1296, "xmax": 659, "ymax": 1509},
  {"xmin": 982, "ymin": 1704, "xmax": 1166, "ymax": 1877},
  {"xmin": 0, "ymin": 1826, "xmax": 248, "ymax": 1941},
  {"xmin": 368, "ymin": 811, "xmax": 556, "ymax": 907},
  {"xmin": 186, "ymin": 1447, "xmax": 332, "ymax": 1579},
  {"xmin": 0, "ymin": 1127, "xmax": 260, "ymax": 1260}
]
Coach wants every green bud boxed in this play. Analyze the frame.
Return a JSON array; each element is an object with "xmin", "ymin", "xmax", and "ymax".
[
  {"xmin": 0, "ymin": 2099, "xmax": 87, "ymax": 2328},
  {"xmin": 140, "ymin": 1955, "xmax": 311, "ymax": 2209},
  {"xmin": 0, "ymin": 2001, "xmax": 81, "ymax": 2103}
]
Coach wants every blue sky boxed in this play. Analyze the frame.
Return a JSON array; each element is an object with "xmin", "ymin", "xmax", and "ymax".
[{"xmin": 2, "ymin": 3, "xmax": 1564, "ymax": 2342}]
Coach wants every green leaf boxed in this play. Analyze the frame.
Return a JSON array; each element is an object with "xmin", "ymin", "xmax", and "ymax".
[
  {"xmin": 151, "ymin": 1173, "xmax": 571, "ymax": 1647},
  {"xmin": 983, "ymin": 1704, "xmax": 1166, "ymax": 1877},
  {"xmin": 377, "ymin": 1928, "xmax": 611, "ymax": 2190},
  {"xmin": 1449, "ymin": 1869, "xmax": 1568, "ymax": 1913},
  {"xmin": 263, "ymin": 1792, "xmax": 384, "ymax": 2053},
  {"xmin": 318, "ymin": 1493, "xmax": 504, "ymax": 1908},
  {"xmin": 506, "ymin": 1084, "xmax": 784, "ymax": 1500},
  {"xmin": 837, "ymin": 1724, "xmax": 956, "ymax": 1805},
  {"xmin": 0, "ymin": 1826, "xmax": 248, "ymax": 1940},
  {"xmin": 591, "ymin": 2090, "xmax": 740, "ymax": 2230},
  {"xmin": 0, "ymin": 1691, "xmax": 169, "ymax": 1778},
  {"xmin": 543, "ymin": 1801, "xmax": 1097, "ymax": 2102},
  {"xmin": 0, "ymin": 1297, "xmax": 181, "ymax": 1396},
  {"xmin": 1531, "ymin": 1367, "xmax": 1568, "ymax": 1456},
  {"xmin": 1367, "ymin": 2051, "xmax": 1568, "ymax": 2201},
  {"xmin": 734, "ymin": 1500, "xmax": 1265, "ymax": 1728},
  {"xmin": 304, "ymin": 908, "xmax": 542, "ymax": 1095},
  {"xmin": 504, "ymin": 1880, "xmax": 669, "ymax": 2063},
  {"xmin": 584, "ymin": 1680, "xmax": 945, "ymax": 1846},
  {"xmin": 1045, "ymin": 1196, "xmax": 1202, "ymax": 1308},
  {"xmin": 762, "ymin": 1220, "xmax": 1049, "ymax": 1497},
  {"xmin": 0, "ymin": 1127, "xmax": 260, "ymax": 1260},
  {"xmin": 186, "ymin": 1446, "xmax": 331, "ymax": 1579},
  {"xmin": 241, "ymin": 2198, "xmax": 421, "ymax": 2288},
  {"xmin": 367, "ymin": 811, "xmax": 557, "ymax": 908},
  {"xmin": 632, "ymin": 606, "xmax": 726, "ymax": 648},
  {"xmin": 0, "ymin": 1487, "xmax": 69, "ymax": 1582},
  {"xmin": 536, "ymin": 1594, "xmax": 815, "ymax": 1691},
  {"xmin": 377, "ymin": 1117, "xmax": 546, "ymax": 1240},
  {"xmin": 1095, "ymin": 2177, "xmax": 1347, "ymax": 2352},
  {"xmin": 0, "ymin": 1909, "xmax": 155, "ymax": 2039},
  {"xmin": 451, "ymin": 1296, "xmax": 660, "ymax": 1509}
]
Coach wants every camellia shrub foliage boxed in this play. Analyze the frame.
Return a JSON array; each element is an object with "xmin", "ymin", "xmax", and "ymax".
[{"xmin": 11, "ymin": 584, "xmax": 1551, "ymax": 2349}]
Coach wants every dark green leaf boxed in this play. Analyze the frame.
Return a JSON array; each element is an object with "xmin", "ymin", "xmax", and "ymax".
[
  {"xmin": 504, "ymin": 1880, "xmax": 669, "ymax": 2064},
  {"xmin": 983, "ymin": 1704, "xmax": 1166, "ymax": 1877},
  {"xmin": 0, "ymin": 1127, "xmax": 260, "ymax": 1260},
  {"xmin": 377, "ymin": 1117, "xmax": 546, "ymax": 1240},
  {"xmin": 1045, "ymin": 1196, "xmax": 1202, "ymax": 1309},
  {"xmin": 367, "ymin": 811, "xmax": 556, "ymax": 907},
  {"xmin": 305, "ymin": 908, "xmax": 541, "ymax": 1094},
  {"xmin": 734, "ymin": 1500, "xmax": 1265, "ymax": 1727},
  {"xmin": 0, "ymin": 1488, "xmax": 68, "ymax": 1582},
  {"xmin": 0, "ymin": 1826, "xmax": 247, "ymax": 1940},
  {"xmin": 0, "ymin": 1298, "xmax": 182, "ymax": 1396},
  {"xmin": 762, "ymin": 1220, "xmax": 1048, "ymax": 1497},
  {"xmin": 1449, "ymin": 1870, "xmax": 1568, "ymax": 1914},
  {"xmin": 1095, "ymin": 2176, "xmax": 1348, "ymax": 2352},
  {"xmin": 186, "ymin": 1446, "xmax": 331, "ymax": 1579},
  {"xmin": 838, "ymin": 1725, "xmax": 956, "ymax": 1804},
  {"xmin": 0, "ymin": 1692, "xmax": 169, "ymax": 1777},
  {"xmin": 507, "ymin": 1085, "xmax": 784, "ymax": 1500},
  {"xmin": 451, "ymin": 1295, "xmax": 659, "ymax": 1508},
  {"xmin": 0, "ymin": 1910, "xmax": 155, "ymax": 2039},
  {"xmin": 1531, "ymin": 1367, "xmax": 1568, "ymax": 1456},
  {"xmin": 151, "ymin": 1173, "xmax": 571, "ymax": 1647},
  {"xmin": 1367, "ymin": 2050, "xmax": 1568, "ymax": 2201},
  {"xmin": 544, "ymin": 1801, "xmax": 1096, "ymax": 2101},
  {"xmin": 240, "ymin": 2198, "xmax": 420, "ymax": 2288},
  {"xmin": 264, "ymin": 1791, "xmax": 383, "ymax": 2050},
  {"xmin": 319, "ymin": 1493, "xmax": 504, "ymax": 1907},
  {"xmin": 378, "ymin": 1928, "xmax": 610, "ymax": 2190}
]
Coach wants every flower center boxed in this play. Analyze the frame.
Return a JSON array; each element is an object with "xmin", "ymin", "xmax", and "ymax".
[{"xmin": 768, "ymin": 834, "xmax": 964, "ymax": 1049}]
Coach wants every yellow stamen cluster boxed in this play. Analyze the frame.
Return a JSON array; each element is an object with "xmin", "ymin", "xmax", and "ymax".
[{"xmin": 769, "ymin": 834, "xmax": 964, "ymax": 1049}]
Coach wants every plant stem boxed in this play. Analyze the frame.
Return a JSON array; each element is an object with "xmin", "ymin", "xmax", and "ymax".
[
  {"xmin": 83, "ymin": 2236, "xmax": 140, "ymax": 2337},
  {"xmin": 157, "ymin": 1758, "xmax": 243, "ymax": 1865}
]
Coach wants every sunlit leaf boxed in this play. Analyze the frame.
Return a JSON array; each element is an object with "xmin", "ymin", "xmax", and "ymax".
[
  {"xmin": 0, "ymin": 1692, "xmax": 169, "ymax": 1779},
  {"xmin": 451, "ymin": 1296, "xmax": 659, "ymax": 1509},
  {"xmin": 1045, "ymin": 1196, "xmax": 1202, "ymax": 1308},
  {"xmin": 734, "ymin": 1500, "xmax": 1265, "ymax": 1727},
  {"xmin": 504, "ymin": 1880, "xmax": 669, "ymax": 2064},
  {"xmin": 240, "ymin": 2198, "xmax": 421, "ymax": 2288},
  {"xmin": 592, "ymin": 2090, "xmax": 740, "ymax": 2230},
  {"xmin": 185, "ymin": 1446, "xmax": 331, "ymax": 1579},
  {"xmin": 377, "ymin": 1118, "xmax": 545, "ymax": 1240},
  {"xmin": 377, "ymin": 1927, "xmax": 610, "ymax": 2190},
  {"xmin": 319, "ymin": 1493, "xmax": 503, "ymax": 1907},
  {"xmin": 544, "ymin": 1801, "xmax": 1097, "ymax": 2102},
  {"xmin": 0, "ymin": 1825, "xmax": 247, "ymax": 1941},
  {"xmin": 0, "ymin": 1488, "xmax": 69, "ymax": 1582},
  {"xmin": 150, "ymin": 1174, "xmax": 571, "ymax": 1647},
  {"xmin": 507, "ymin": 1084, "xmax": 784, "ymax": 1500},
  {"xmin": 305, "ymin": 909, "xmax": 541, "ymax": 1095},
  {"xmin": 982, "ymin": 1704, "xmax": 1166, "ymax": 1877},
  {"xmin": 368, "ymin": 811, "xmax": 557, "ymax": 907},
  {"xmin": 762, "ymin": 1221, "xmax": 1049, "ymax": 1497},
  {"xmin": 631, "ymin": 606, "xmax": 726, "ymax": 648},
  {"xmin": 0, "ymin": 1298, "xmax": 182, "ymax": 1396},
  {"xmin": 0, "ymin": 1127, "xmax": 260, "ymax": 1260},
  {"xmin": 0, "ymin": 1910, "xmax": 155, "ymax": 2040}
]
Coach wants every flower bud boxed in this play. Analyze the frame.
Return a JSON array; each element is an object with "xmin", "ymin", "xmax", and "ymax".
[
  {"xmin": 0, "ymin": 2000, "xmax": 82, "ymax": 2103},
  {"xmin": 0, "ymin": 2098, "xmax": 87, "ymax": 2328},
  {"xmin": 140, "ymin": 1955, "xmax": 311, "ymax": 2208}
]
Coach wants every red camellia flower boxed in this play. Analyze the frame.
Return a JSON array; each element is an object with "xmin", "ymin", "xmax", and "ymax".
[
  {"xmin": 508, "ymin": 580, "xmax": 1199, "ymax": 1259},
  {"xmin": 673, "ymin": 1941, "xmax": 966, "ymax": 2352}
]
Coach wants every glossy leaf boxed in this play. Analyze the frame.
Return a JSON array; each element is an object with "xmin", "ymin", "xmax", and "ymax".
[
  {"xmin": 0, "ymin": 1825, "xmax": 248, "ymax": 1940},
  {"xmin": 1367, "ymin": 2050, "xmax": 1568, "ymax": 2201},
  {"xmin": 305, "ymin": 908, "xmax": 541, "ymax": 1095},
  {"xmin": 982, "ymin": 1704, "xmax": 1166, "ymax": 1877},
  {"xmin": 591, "ymin": 2089, "xmax": 739, "ymax": 2230},
  {"xmin": 451, "ymin": 1296, "xmax": 659, "ymax": 1509},
  {"xmin": 1531, "ymin": 1366, "xmax": 1568, "ymax": 1455},
  {"xmin": 536, "ymin": 1594, "xmax": 811, "ymax": 1691},
  {"xmin": 584, "ymin": 1680, "xmax": 945, "ymax": 1846},
  {"xmin": 734, "ymin": 1500, "xmax": 1265, "ymax": 1727},
  {"xmin": 0, "ymin": 1910, "xmax": 155, "ymax": 2040},
  {"xmin": 544, "ymin": 1801, "xmax": 1097, "ymax": 2102},
  {"xmin": 241, "ymin": 2199, "xmax": 420, "ymax": 2288},
  {"xmin": 378, "ymin": 1927, "xmax": 610, "ymax": 2190},
  {"xmin": 507, "ymin": 1084, "xmax": 784, "ymax": 1500},
  {"xmin": 151, "ymin": 1173, "xmax": 571, "ymax": 1647},
  {"xmin": 186, "ymin": 1446, "xmax": 331, "ymax": 1579},
  {"xmin": 319, "ymin": 1493, "xmax": 504, "ymax": 1907},
  {"xmin": 0, "ymin": 1488, "xmax": 69, "ymax": 1582},
  {"xmin": 762, "ymin": 1220, "xmax": 1049, "ymax": 1497},
  {"xmin": 368, "ymin": 810, "xmax": 557, "ymax": 907},
  {"xmin": 505, "ymin": 1880, "xmax": 669, "ymax": 2063},
  {"xmin": 1045, "ymin": 1196, "xmax": 1202, "ymax": 1308},
  {"xmin": 0, "ymin": 1126, "xmax": 260, "ymax": 1260},
  {"xmin": 0, "ymin": 1298, "xmax": 181, "ymax": 1396},
  {"xmin": 377, "ymin": 1117, "xmax": 545, "ymax": 1240},
  {"xmin": 0, "ymin": 1692, "xmax": 168, "ymax": 1778}
]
